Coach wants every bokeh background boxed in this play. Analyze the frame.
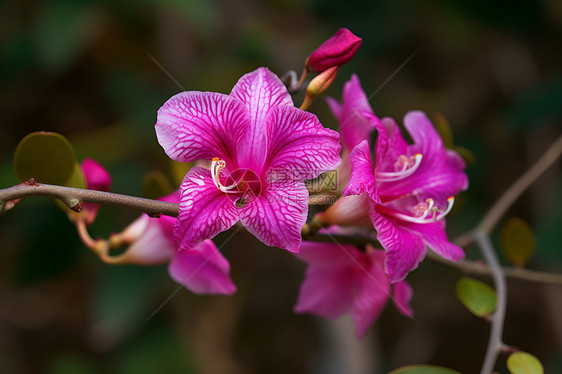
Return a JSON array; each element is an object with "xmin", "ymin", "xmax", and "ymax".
[{"xmin": 1, "ymin": 0, "xmax": 561, "ymax": 373}]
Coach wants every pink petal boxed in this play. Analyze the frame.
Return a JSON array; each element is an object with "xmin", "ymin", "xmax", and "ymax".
[
  {"xmin": 230, "ymin": 68, "xmax": 293, "ymax": 170},
  {"xmin": 239, "ymin": 179, "xmax": 308, "ymax": 252},
  {"xmin": 174, "ymin": 167, "xmax": 239, "ymax": 250},
  {"xmin": 401, "ymin": 221, "xmax": 465, "ymax": 262},
  {"xmin": 351, "ymin": 248, "xmax": 390, "ymax": 339},
  {"xmin": 80, "ymin": 158, "xmax": 112, "ymax": 224},
  {"xmin": 392, "ymin": 280, "xmax": 414, "ymax": 318},
  {"xmin": 334, "ymin": 75, "xmax": 376, "ymax": 152},
  {"xmin": 325, "ymin": 96, "xmax": 343, "ymax": 122},
  {"xmin": 168, "ymin": 240, "xmax": 236, "ymax": 295},
  {"xmin": 342, "ymin": 140, "xmax": 377, "ymax": 199},
  {"xmin": 265, "ymin": 105, "xmax": 341, "ymax": 180},
  {"xmin": 375, "ymin": 116, "xmax": 409, "ymax": 171},
  {"xmin": 294, "ymin": 266, "xmax": 356, "ymax": 319},
  {"xmin": 81, "ymin": 158, "xmax": 111, "ymax": 192},
  {"xmin": 155, "ymin": 91, "xmax": 248, "ymax": 164},
  {"xmin": 371, "ymin": 208, "xmax": 426, "ymax": 283},
  {"xmin": 298, "ymin": 240, "xmax": 362, "ymax": 269},
  {"xmin": 122, "ymin": 215, "xmax": 176, "ymax": 265}
]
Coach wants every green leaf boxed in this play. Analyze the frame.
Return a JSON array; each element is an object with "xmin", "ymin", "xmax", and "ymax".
[
  {"xmin": 14, "ymin": 132, "xmax": 78, "ymax": 185},
  {"xmin": 142, "ymin": 171, "xmax": 174, "ymax": 200},
  {"xmin": 388, "ymin": 364, "xmax": 461, "ymax": 374},
  {"xmin": 501, "ymin": 217, "xmax": 536, "ymax": 267},
  {"xmin": 455, "ymin": 277, "xmax": 497, "ymax": 318},
  {"xmin": 507, "ymin": 351, "xmax": 544, "ymax": 374}
]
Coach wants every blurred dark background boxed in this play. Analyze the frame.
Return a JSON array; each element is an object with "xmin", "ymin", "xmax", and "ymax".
[{"xmin": 1, "ymin": 0, "xmax": 561, "ymax": 373}]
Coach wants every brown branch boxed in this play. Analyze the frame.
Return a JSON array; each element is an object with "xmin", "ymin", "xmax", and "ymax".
[{"xmin": 0, "ymin": 181, "xmax": 178, "ymax": 217}]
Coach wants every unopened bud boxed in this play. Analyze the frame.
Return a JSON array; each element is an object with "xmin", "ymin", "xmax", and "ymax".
[
  {"xmin": 300, "ymin": 67, "xmax": 338, "ymax": 111},
  {"xmin": 306, "ymin": 28, "xmax": 362, "ymax": 73},
  {"xmin": 306, "ymin": 66, "xmax": 338, "ymax": 98}
]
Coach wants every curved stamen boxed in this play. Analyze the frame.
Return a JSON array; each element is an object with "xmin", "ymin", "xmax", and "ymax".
[
  {"xmin": 380, "ymin": 196, "xmax": 455, "ymax": 224},
  {"xmin": 211, "ymin": 158, "xmax": 242, "ymax": 194},
  {"xmin": 435, "ymin": 196, "xmax": 455, "ymax": 220},
  {"xmin": 375, "ymin": 153, "xmax": 422, "ymax": 182}
]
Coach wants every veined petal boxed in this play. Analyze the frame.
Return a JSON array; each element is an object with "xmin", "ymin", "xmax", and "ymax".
[
  {"xmin": 174, "ymin": 167, "xmax": 239, "ymax": 250},
  {"xmin": 401, "ymin": 220, "xmax": 465, "ymax": 262},
  {"xmin": 294, "ymin": 266, "xmax": 356, "ymax": 319},
  {"xmin": 371, "ymin": 209, "xmax": 426, "ymax": 283},
  {"xmin": 342, "ymin": 140, "xmax": 377, "ymax": 199},
  {"xmin": 351, "ymin": 247, "xmax": 390, "ymax": 339},
  {"xmin": 155, "ymin": 92, "xmax": 248, "ymax": 164},
  {"xmin": 168, "ymin": 240, "xmax": 236, "ymax": 295},
  {"xmin": 230, "ymin": 68, "xmax": 293, "ymax": 170},
  {"xmin": 239, "ymin": 179, "xmax": 308, "ymax": 252},
  {"xmin": 265, "ymin": 106, "xmax": 341, "ymax": 180},
  {"xmin": 392, "ymin": 280, "xmax": 414, "ymax": 318}
]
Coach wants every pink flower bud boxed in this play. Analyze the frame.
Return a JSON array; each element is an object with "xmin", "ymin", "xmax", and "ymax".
[
  {"xmin": 306, "ymin": 28, "xmax": 362, "ymax": 73},
  {"xmin": 306, "ymin": 66, "xmax": 338, "ymax": 98}
]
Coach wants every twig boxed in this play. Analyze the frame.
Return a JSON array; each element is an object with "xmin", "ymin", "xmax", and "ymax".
[
  {"xmin": 477, "ymin": 134, "xmax": 562, "ymax": 235},
  {"xmin": 426, "ymin": 251, "xmax": 562, "ymax": 286},
  {"xmin": 0, "ymin": 182, "xmax": 178, "ymax": 217},
  {"xmin": 475, "ymin": 231, "xmax": 507, "ymax": 374}
]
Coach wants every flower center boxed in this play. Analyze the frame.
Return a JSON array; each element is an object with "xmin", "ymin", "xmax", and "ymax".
[
  {"xmin": 211, "ymin": 158, "xmax": 262, "ymax": 202},
  {"xmin": 375, "ymin": 153, "xmax": 422, "ymax": 182},
  {"xmin": 376, "ymin": 196, "xmax": 455, "ymax": 224}
]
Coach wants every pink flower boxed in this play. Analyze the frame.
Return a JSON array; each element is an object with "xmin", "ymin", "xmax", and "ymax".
[
  {"xmin": 344, "ymin": 111, "xmax": 469, "ymax": 282},
  {"xmin": 294, "ymin": 230, "xmax": 413, "ymax": 339},
  {"xmin": 81, "ymin": 158, "xmax": 112, "ymax": 225},
  {"xmin": 155, "ymin": 67, "xmax": 341, "ymax": 252},
  {"xmin": 117, "ymin": 191, "xmax": 236, "ymax": 295},
  {"xmin": 306, "ymin": 28, "xmax": 362, "ymax": 73}
]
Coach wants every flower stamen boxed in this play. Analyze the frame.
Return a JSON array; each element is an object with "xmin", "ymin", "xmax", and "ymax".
[
  {"xmin": 378, "ymin": 196, "xmax": 455, "ymax": 224},
  {"xmin": 375, "ymin": 153, "xmax": 422, "ymax": 182},
  {"xmin": 211, "ymin": 158, "xmax": 242, "ymax": 194}
]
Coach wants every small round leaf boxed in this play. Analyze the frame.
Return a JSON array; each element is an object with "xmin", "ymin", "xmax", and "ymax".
[
  {"xmin": 14, "ymin": 132, "xmax": 77, "ymax": 185},
  {"xmin": 388, "ymin": 364, "xmax": 461, "ymax": 374},
  {"xmin": 455, "ymin": 277, "xmax": 497, "ymax": 318},
  {"xmin": 501, "ymin": 217, "xmax": 536, "ymax": 267},
  {"xmin": 507, "ymin": 351, "xmax": 544, "ymax": 374}
]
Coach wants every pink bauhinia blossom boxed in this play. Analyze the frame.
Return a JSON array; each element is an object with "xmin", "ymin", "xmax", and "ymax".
[
  {"xmin": 294, "ymin": 229, "xmax": 413, "ymax": 339},
  {"xmin": 344, "ymin": 110, "xmax": 469, "ymax": 282},
  {"xmin": 155, "ymin": 67, "xmax": 341, "ymax": 252},
  {"xmin": 116, "ymin": 191, "xmax": 236, "ymax": 295}
]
